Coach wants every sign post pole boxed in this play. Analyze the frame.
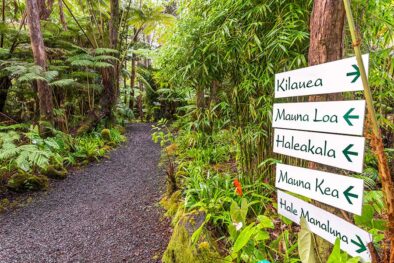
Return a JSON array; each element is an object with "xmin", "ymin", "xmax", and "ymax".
[{"xmin": 343, "ymin": 1, "xmax": 394, "ymax": 262}]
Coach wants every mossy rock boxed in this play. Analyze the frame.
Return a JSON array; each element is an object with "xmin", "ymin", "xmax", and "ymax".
[
  {"xmin": 7, "ymin": 173, "xmax": 49, "ymax": 192},
  {"xmin": 43, "ymin": 166, "xmax": 68, "ymax": 180},
  {"xmin": 162, "ymin": 212, "xmax": 224, "ymax": 263},
  {"xmin": 101, "ymin": 128, "xmax": 111, "ymax": 141},
  {"xmin": 114, "ymin": 125, "xmax": 126, "ymax": 135}
]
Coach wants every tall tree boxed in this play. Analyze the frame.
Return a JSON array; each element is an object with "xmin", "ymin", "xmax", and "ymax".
[
  {"xmin": 99, "ymin": 0, "xmax": 119, "ymax": 123},
  {"xmin": 308, "ymin": 0, "xmax": 346, "ymax": 261},
  {"xmin": 26, "ymin": 0, "xmax": 54, "ymax": 136},
  {"xmin": 58, "ymin": 0, "xmax": 67, "ymax": 30}
]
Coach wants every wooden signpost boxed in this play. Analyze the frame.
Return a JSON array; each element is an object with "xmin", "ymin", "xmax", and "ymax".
[
  {"xmin": 274, "ymin": 54, "xmax": 369, "ymax": 98},
  {"xmin": 273, "ymin": 128, "xmax": 365, "ymax": 173},
  {"xmin": 272, "ymin": 100, "xmax": 366, "ymax": 136},
  {"xmin": 278, "ymin": 190, "xmax": 372, "ymax": 262},
  {"xmin": 276, "ymin": 164, "xmax": 364, "ymax": 215},
  {"xmin": 272, "ymin": 53, "xmax": 373, "ymax": 260}
]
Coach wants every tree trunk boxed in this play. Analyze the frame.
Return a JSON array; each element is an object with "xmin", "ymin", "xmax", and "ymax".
[
  {"xmin": 209, "ymin": 80, "xmax": 219, "ymax": 107},
  {"xmin": 129, "ymin": 28, "xmax": 140, "ymax": 111},
  {"xmin": 37, "ymin": 0, "xmax": 54, "ymax": 20},
  {"xmin": 129, "ymin": 54, "xmax": 136, "ymax": 110},
  {"xmin": 1, "ymin": 0, "xmax": 5, "ymax": 47},
  {"xmin": 137, "ymin": 80, "xmax": 143, "ymax": 120},
  {"xmin": 308, "ymin": 0, "xmax": 346, "ymax": 261},
  {"xmin": 99, "ymin": 0, "xmax": 119, "ymax": 124},
  {"xmin": 196, "ymin": 87, "xmax": 205, "ymax": 110},
  {"xmin": 26, "ymin": 0, "xmax": 54, "ymax": 137},
  {"xmin": 0, "ymin": 76, "xmax": 11, "ymax": 112},
  {"xmin": 58, "ymin": 0, "xmax": 67, "ymax": 30}
]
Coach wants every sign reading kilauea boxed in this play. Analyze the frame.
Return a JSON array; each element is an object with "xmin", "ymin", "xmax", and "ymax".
[{"xmin": 274, "ymin": 54, "xmax": 369, "ymax": 98}]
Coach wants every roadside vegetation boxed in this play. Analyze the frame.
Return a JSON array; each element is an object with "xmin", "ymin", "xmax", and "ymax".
[
  {"xmin": 152, "ymin": 0, "xmax": 393, "ymax": 262},
  {"xmin": 0, "ymin": 0, "xmax": 174, "ymax": 210}
]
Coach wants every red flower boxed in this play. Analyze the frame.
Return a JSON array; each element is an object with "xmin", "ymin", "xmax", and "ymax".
[{"xmin": 233, "ymin": 179, "xmax": 243, "ymax": 197}]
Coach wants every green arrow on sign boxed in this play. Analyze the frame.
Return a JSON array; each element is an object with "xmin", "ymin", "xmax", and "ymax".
[
  {"xmin": 343, "ymin": 186, "xmax": 358, "ymax": 204},
  {"xmin": 343, "ymin": 144, "xmax": 358, "ymax": 162},
  {"xmin": 351, "ymin": 235, "xmax": 367, "ymax": 253},
  {"xmin": 347, "ymin": 64, "xmax": 361, "ymax": 83},
  {"xmin": 343, "ymin": 108, "xmax": 359, "ymax": 126}
]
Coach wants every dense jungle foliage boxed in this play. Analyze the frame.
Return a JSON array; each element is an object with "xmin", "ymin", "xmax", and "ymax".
[
  {"xmin": 153, "ymin": 0, "xmax": 393, "ymax": 262},
  {"xmin": 0, "ymin": 0, "xmax": 175, "ymax": 208},
  {"xmin": 0, "ymin": 0, "xmax": 393, "ymax": 262}
]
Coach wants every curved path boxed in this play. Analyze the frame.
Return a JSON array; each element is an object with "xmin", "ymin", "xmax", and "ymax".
[{"xmin": 0, "ymin": 124, "xmax": 170, "ymax": 263}]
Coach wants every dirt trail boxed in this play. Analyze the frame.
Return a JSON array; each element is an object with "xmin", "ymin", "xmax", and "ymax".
[{"xmin": 0, "ymin": 123, "xmax": 170, "ymax": 263}]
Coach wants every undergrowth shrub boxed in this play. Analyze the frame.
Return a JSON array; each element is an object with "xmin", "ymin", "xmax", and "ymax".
[{"xmin": 0, "ymin": 125, "xmax": 126, "ymax": 194}]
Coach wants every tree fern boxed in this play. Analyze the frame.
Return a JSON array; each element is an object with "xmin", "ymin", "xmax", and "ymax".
[
  {"xmin": 49, "ymin": 79, "xmax": 79, "ymax": 88},
  {"xmin": 70, "ymin": 59, "xmax": 95, "ymax": 67},
  {"xmin": 94, "ymin": 48, "xmax": 119, "ymax": 55},
  {"xmin": 93, "ymin": 61, "xmax": 114, "ymax": 68},
  {"xmin": 94, "ymin": 55, "xmax": 119, "ymax": 61}
]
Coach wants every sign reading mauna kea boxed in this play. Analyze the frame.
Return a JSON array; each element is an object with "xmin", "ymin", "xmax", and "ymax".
[
  {"xmin": 275, "ymin": 164, "xmax": 364, "ymax": 215},
  {"xmin": 274, "ymin": 54, "xmax": 369, "ymax": 98},
  {"xmin": 278, "ymin": 190, "xmax": 372, "ymax": 262},
  {"xmin": 273, "ymin": 100, "xmax": 366, "ymax": 136}
]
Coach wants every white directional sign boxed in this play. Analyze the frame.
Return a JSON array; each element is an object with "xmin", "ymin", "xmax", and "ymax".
[
  {"xmin": 278, "ymin": 190, "xmax": 372, "ymax": 262},
  {"xmin": 273, "ymin": 100, "xmax": 366, "ymax": 136},
  {"xmin": 273, "ymin": 128, "xmax": 365, "ymax": 173},
  {"xmin": 275, "ymin": 164, "xmax": 364, "ymax": 215},
  {"xmin": 275, "ymin": 54, "xmax": 369, "ymax": 98}
]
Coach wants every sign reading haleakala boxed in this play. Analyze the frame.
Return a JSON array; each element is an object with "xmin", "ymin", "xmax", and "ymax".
[
  {"xmin": 277, "ymin": 190, "xmax": 372, "ymax": 262},
  {"xmin": 272, "ymin": 100, "xmax": 366, "ymax": 136},
  {"xmin": 275, "ymin": 54, "xmax": 369, "ymax": 98},
  {"xmin": 275, "ymin": 164, "xmax": 364, "ymax": 215},
  {"xmin": 273, "ymin": 128, "xmax": 365, "ymax": 173}
]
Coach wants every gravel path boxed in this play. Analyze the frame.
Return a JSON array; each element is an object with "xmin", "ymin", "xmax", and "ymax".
[{"xmin": 0, "ymin": 124, "xmax": 171, "ymax": 263}]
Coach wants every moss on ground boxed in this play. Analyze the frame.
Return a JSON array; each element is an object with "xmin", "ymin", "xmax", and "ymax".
[
  {"xmin": 7, "ymin": 173, "xmax": 48, "ymax": 192},
  {"xmin": 43, "ymin": 165, "xmax": 68, "ymax": 180},
  {"xmin": 161, "ymin": 196, "xmax": 224, "ymax": 263}
]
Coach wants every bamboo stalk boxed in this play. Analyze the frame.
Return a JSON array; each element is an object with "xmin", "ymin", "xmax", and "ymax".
[{"xmin": 342, "ymin": 1, "xmax": 394, "ymax": 262}]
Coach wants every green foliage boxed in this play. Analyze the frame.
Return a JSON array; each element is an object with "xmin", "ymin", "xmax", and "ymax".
[
  {"xmin": 327, "ymin": 239, "xmax": 360, "ymax": 263},
  {"xmin": 7, "ymin": 173, "xmax": 49, "ymax": 192},
  {"xmin": 298, "ymin": 218, "xmax": 319, "ymax": 263},
  {"xmin": 0, "ymin": 125, "xmax": 125, "ymax": 192}
]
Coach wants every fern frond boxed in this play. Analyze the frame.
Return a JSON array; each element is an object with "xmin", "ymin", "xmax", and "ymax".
[
  {"xmin": 71, "ymin": 60, "xmax": 95, "ymax": 67},
  {"xmin": 94, "ymin": 55, "xmax": 119, "ymax": 61},
  {"xmin": 44, "ymin": 71, "xmax": 59, "ymax": 82},
  {"xmin": 17, "ymin": 73, "xmax": 47, "ymax": 83},
  {"xmin": 94, "ymin": 48, "xmax": 119, "ymax": 55},
  {"xmin": 71, "ymin": 71, "xmax": 99, "ymax": 79},
  {"xmin": 93, "ymin": 62, "xmax": 113, "ymax": 68},
  {"xmin": 50, "ymin": 79, "xmax": 79, "ymax": 88},
  {"xmin": 67, "ymin": 53, "xmax": 93, "ymax": 62}
]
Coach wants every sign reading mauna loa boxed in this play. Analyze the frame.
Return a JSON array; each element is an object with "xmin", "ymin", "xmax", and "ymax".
[
  {"xmin": 273, "ymin": 128, "xmax": 365, "ymax": 173},
  {"xmin": 278, "ymin": 190, "xmax": 372, "ymax": 262},
  {"xmin": 275, "ymin": 164, "xmax": 364, "ymax": 215},
  {"xmin": 275, "ymin": 54, "xmax": 369, "ymax": 98},
  {"xmin": 273, "ymin": 100, "xmax": 366, "ymax": 136}
]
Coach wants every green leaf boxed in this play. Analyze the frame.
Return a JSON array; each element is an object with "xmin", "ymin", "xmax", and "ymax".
[
  {"xmin": 298, "ymin": 217, "xmax": 319, "ymax": 263},
  {"xmin": 354, "ymin": 204, "xmax": 374, "ymax": 228},
  {"xmin": 327, "ymin": 238, "xmax": 344, "ymax": 263},
  {"xmin": 50, "ymin": 79, "xmax": 78, "ymax": 88},
  {"xmin": 240, "ymin": 198, "xmax": 248, "ymax": 223},
  {"xmin": 233, "ymin": 223, "xmax": 255, "ymax": 253},
  {"xmin": 257, "ymin": 215, "xmax": 274, "ymax": 229}
]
